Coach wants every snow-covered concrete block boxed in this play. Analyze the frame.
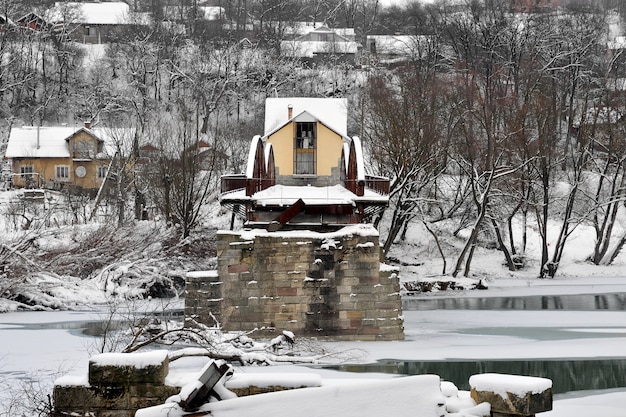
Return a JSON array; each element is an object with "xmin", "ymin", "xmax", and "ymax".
[
  {"xmin": 89, "ymin": 350, "xmax": 170, "ymax": 386},
  {"xmin": 469, "ymin": 373, "xmax": 552, "ymax": 416}
]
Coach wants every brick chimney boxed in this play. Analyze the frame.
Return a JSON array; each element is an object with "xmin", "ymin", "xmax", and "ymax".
[
  {"xmin": 288, "ymin": 104, "xmax": 293, "ymax": 119},
  {"xmin": 84, "ymin": 121, "xmax": 91, "ymax": 129}
]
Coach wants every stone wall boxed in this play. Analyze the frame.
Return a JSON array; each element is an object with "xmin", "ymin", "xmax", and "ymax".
[
  {"xmin": 53, "ymin": 354, "xmax": 322, "ymax": 417},
  {"xmin": 53, "ymin": 351, "xmax": 179, "ymax": 417},
  {"xmin": 185, "ymin": 225, "xmax": 404, "ymax": 341}
]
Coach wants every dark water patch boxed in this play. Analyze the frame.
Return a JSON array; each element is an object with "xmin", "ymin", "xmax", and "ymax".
[
  {"xmin": 457, "ymin": 327, "xmax": 626, "ymax": 341},
  {"xmin": 0, "ymin": 308, "xmax": 185, "ymax": 337},
  {"xmin": 325, "ymin": 358, "xmax": 626, "ymax": 394},
  {"xmin": 403, "ymin": 293, "xmax": 626, "ymax": 311}
]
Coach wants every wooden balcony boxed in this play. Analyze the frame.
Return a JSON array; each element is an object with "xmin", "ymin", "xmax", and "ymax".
[
  {"xmin": 365, "ymin": 175, "xmax": 390, "ymax": 195},
  {"xmin": 221, "ymin": 174, "xmax": 247, "ymax": 193},
  {"xmin": 343, "ymin": 175, "xmax": 390, "ymax": 197},
  {"xmin": 221, "ymin": 174, "xmax": 275, "ymax": 196}
]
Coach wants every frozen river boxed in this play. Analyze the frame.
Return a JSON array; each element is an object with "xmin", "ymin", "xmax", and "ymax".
[{"xmin": 1, "ymin": 290, "xmax": 625, "ymax": 416}]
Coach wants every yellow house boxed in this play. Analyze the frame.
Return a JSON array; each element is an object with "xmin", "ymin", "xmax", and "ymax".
[
  {"xmin": 264, "ymin": 97, "xmax": 347, "ymax": 185},
  {"xmin": 5, "ymin": 123, "xmax": 125, "ymax": 192},
  {"xmin": 221, "ymin": 97, "xmax": 389, "ymax": 230}
]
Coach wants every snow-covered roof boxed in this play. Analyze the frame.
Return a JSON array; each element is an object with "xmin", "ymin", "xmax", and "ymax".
[
  {"xmin": 48, "ymin": 2, "xmax": 131, "ymax": 25},
  {"xmin": 0, "ymin": 14, "xmax": 12, "ymax": 24},
  {"xmin": 245, "ymin": 135, "xmax": 262, "ymax": 178},
  {"xmin": 264, "ymin": 97, "xmax": 348, "ymax": 137},
  {"xmin": 367, "ymin": 35, "xmax": 432, "ymax": 56},
  {"xmin": 296, "ymin": 25, "xmax": 349, "ymax": 41},
  {"xmin": 284, "ymin": 22, "xmax": 355, "ymax": 39},
  {"xmin": 5, "ymin": 126, "xmax": 132, "ymax": 159},
  {"xmin": 252, "ymin": 184, "xmax": 359, "ymax": 206},
  {"xmin": 222, "ymin": 184, "xmax": 389, "ymax": 206},
  {"xmin": 352, "ymin": 136, "xmax": 365, "ymax": 181},
  {"xmin": 199, "ymin": 6, "xmax": 225, "ymax": 20}
]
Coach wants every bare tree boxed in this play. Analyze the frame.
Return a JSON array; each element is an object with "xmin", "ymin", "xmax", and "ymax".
[
  {"xmin": 522, "ymin": 9, "xmax": 607, "ymax": 277},
  {"xmin": 364, "ymin": 64, "xmax": 450, "ymax": 256},
  {"xmin": 441, "ymin": 2, "xmax": 531, "ymax": 277},
  {"xmin": 578, "ymin": 95, "xmax": 626, "ymax": 265}
]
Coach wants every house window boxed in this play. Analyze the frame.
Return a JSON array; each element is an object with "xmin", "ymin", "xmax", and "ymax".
[
  {"xmin": 55, "ymin": 165, "xmax": 69, "ymax": 181},
  {"xmin": 294, "ymin": 122, "xmax": 316, "ymax": 175},
  {"xmin": 97, "ymin": 166, "xmax": 108, "ymax": 180},
  {"xmin": 20, "ymin": 165, "xmax": 34, "ymax": 182},
  {"xmin": 73, "ymin": 140, "xmax": 95, "ymax": 159}
]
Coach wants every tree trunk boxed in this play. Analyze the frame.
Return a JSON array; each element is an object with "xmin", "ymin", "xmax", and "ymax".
[
  {"xmin": 492, "ymin": 219, "xmax": 516, "ymax": 271},
  {"xmin": 423, "ymin": 221, "xmax": 446, "ymax": 275}
]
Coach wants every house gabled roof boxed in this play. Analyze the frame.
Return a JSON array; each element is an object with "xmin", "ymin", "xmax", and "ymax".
[
  {"xmin": 264, "ymin": 97, "xmax": 348, "ymax": 137},
  {"xmin": 5, "ymin": 126, "xmax": 130, "ymax": 159},
  {"xmin": 16, "ymin": 12, "xmax": 48, "ymax": 30},
  {"xmin": 47, "ymin": 2, "xmax": 131, "ymax": 25},
  {"xmin": 265, "ymin": 109, "xmax": 346, "ymax": 140},
  {"xmin": 284, "ymin": 22, "xmax": 355, "ymax": 39},
  {"xmin": 296, "ymin": 25, "xmax": 350, "ymax": 42},
  {"xmin": 140, "ymin": 143, "xmax": 160, "ymax": 152}
]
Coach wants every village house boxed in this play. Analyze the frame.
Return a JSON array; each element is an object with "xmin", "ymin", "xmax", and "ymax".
[
  {"xmin": 280, "ymin": 26, "xmax": 360, "ymax": 63},
  {"xmin": 46, "ymin": 1, "xmax": 143, "ymax": 44},
  {"xmin": 16, "ymin": 12, "xmax": 49, "ymax": 32},
  {"xmin": 4, "ymin": 123, "xmax": 126, "ymax": 192},
  {"xmin": 220, "ymin": 97, "xmax": 389, "ymax": 230}
]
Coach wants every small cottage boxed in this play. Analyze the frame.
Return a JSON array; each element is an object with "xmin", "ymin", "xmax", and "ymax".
[{"xmin": 46, "ymin": 1, "xmax": 141, "ymax": 43}]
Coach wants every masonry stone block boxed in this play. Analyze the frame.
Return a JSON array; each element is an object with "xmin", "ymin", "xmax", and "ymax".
[
  {"xmin": 88, "ymin": 352, "xmax": 168, "ymax": 387},
  {"xmin": 188, "ymin": 227, "xmax": 404, "ymax": 341},
  {"xmin": 470, "ymin": 374, "xmax": 553, "ymax": 417}
]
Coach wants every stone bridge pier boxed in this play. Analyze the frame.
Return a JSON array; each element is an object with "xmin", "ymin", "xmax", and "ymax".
[{"xmin": 185, "ymin": 225, "xmax": 404, "ymax": 341}]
